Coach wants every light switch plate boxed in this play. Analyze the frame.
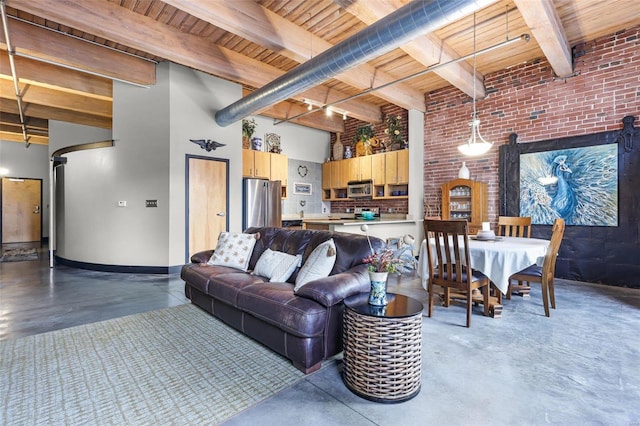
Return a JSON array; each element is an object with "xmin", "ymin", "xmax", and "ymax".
[{"xmin": 118, "ymin": 201, "xmax": 127, "ymax": 207}]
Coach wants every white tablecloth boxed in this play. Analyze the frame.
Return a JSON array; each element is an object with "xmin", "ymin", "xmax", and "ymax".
[{"xmin": 417, "ymin": 236, "xmax": 549, "ymax": 294}]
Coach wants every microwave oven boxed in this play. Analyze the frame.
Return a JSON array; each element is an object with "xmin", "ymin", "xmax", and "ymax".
[{"xmin": 347, "ymin": 180, "xmax": 373, "ymax": 198}]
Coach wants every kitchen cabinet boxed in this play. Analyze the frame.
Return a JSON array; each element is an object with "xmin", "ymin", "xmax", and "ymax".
[
  {"xmin": 242, "ymin": 149, "xmax": 271, "ymax": 178},
  {"xmin": 270, "ymin": 152, "xmax": 288, "ymax": 198},
  {"xmin": 242, "ymin": 149, "xmax": 288, "ymax": 198},
  {"xmin": 441, "ymin": 178, "xmax": 488, "ymax": 234},
  {"xmin": 322, "ymin": 150, "xmax": 408, "ymax": 200}
]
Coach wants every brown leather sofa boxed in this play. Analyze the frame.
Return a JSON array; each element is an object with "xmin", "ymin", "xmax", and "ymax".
[{"xmin": 181, "ymin": 226, "xmax": 384, "ymax": 373}]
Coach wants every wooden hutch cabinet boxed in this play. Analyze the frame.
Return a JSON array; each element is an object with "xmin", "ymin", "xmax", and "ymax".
[{"xmin": 441, "ymin": 178, "xmax": 488, "ymax": 234}]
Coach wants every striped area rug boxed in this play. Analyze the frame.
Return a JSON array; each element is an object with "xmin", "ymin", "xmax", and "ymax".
[{"xmin": 0, "ymin": 304, "xmax": 307, "ymax": 425}]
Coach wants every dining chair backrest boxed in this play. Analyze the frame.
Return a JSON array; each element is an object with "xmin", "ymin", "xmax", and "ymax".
[
  {"xmin": 423, "ymin": 219, "xmax": 471, "ymax": 286},
  {"xmin": 498, "ymin": 216, "xmax": 532, "ymax": 238},
  {"xmin": 543, "ymin": 218, "xmax": 565, "ymax": 278}
]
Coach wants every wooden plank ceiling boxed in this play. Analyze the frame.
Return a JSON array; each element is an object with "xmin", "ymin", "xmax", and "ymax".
[{"xmin": 1, "ymin": 0, "xmax": 639, "ymax": 145}]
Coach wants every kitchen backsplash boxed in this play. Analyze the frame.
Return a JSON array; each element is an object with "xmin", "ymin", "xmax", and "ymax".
[{"xmin": 283, "ymin": 159, "xmax": 326, "ymax": 216}]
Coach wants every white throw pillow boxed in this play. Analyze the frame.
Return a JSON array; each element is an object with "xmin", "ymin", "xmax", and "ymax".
[
  {"xmin": 252, "ymin": 249, "xmax": 302, "ymax": 282},
  {"xmin": 207, "ymin": 232, "xmax": 258, "ymax": 272},
  {"xmin": 294, "ymin": 239, "xmax": 337, "ymax": 291}
]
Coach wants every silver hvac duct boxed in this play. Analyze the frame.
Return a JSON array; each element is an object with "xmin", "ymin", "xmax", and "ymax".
[{"xmin": 215, "ymin": 0, "xmax": 492, "ymax": 127}]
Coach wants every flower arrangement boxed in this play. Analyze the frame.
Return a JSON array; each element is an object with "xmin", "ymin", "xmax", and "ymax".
[
  {"xmin": 360, "ymin": 224, "xmax": 416, "ymax": 274},
  {"xmin": 384, "ymin": 114, "xmax": 405, "ymax": 149}
]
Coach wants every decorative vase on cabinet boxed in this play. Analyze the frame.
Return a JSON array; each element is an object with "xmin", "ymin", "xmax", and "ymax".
[
  {"xmin": 344, "ymin": 145, "xmax": 353, "ymax": 159},
  {"xmin": 458, "ymin": 161, "xmax": 470, "ymax": 179}
]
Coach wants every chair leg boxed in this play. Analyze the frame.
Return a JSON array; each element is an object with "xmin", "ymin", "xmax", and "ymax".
[
  {"xmin": 541, "ymin": 278, "xmax": 550, "ymax": 317},
  {"xmin": 506, "ymin": 279, "xmax": 512, "ymax": 300},
  {"xmin": 444, "ymin": 287, "xmax": 450, "ymax": 307},
  {"xmin": 483, "ymin": 285, "xmax": 490, "ymax": 317},
  {"xmin": 465, "ymin": 287, "xmax": 472, "ymax": 327},
  {"xmin": 549, "ymin": 277, "xmax": 556, "ymax": 309},
  {"xmin": 427, "ymin": 282, "xmax": 434, "ymax": 317}
]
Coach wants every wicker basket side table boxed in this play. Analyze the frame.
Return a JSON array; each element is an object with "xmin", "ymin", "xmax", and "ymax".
[{"xmin": 343, "ymin": 292, "xmax": 423, "ymax": 403}]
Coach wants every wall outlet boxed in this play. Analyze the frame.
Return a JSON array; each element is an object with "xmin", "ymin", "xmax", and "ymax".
[{"xmin": 118, "ymin": 201, "xmax": 127, "ymax": 207}]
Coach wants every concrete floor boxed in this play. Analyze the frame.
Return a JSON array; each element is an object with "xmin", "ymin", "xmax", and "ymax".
[{"xmin": 1, "ymin": 245, "xmax": 639, "ymax": 425}]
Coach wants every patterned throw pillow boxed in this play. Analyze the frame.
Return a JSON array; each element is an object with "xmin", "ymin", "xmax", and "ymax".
[
  {"xmin": 252, "ymin": 249, "xmax": 302, "ymax": 282},
  {"xmin": 207, "ymin": 232, "xmax": 259, "ymax": 271},
  {"xmin": 294, "ymin": 239, "xmax": 337, "ymax": 291}
]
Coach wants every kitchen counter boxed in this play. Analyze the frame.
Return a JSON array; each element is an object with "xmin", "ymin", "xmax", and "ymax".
[{"xmin": 301, "ymin": 217, "xmax": 422, "ymax": 251}]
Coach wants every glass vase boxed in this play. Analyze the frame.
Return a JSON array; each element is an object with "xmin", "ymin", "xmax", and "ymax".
[{"xmin": 368, "ymin": 271, "xmax": 389, "ymax": 306}]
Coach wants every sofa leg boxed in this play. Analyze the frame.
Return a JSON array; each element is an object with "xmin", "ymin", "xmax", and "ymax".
[{"xmin": 293, "ymin": 361, "xmax": 321, "ymax": 374}]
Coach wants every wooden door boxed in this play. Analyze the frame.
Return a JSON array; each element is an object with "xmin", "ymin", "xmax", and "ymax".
[
  {"xmin": 2, "ymin": 177, "xmax": 42, "ymax": 243},
  {"xmin": 187, "ymin": 157, "xmax": 228, "ymax": 260}
]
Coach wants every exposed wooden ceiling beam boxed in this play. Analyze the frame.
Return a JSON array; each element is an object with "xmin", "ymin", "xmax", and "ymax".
[
  {"xmin": 10, "ymin": 0, "xmax": 382, "ymax": 124},
  {"xmin": 0, "ymin": 98, "xmax": 111, "ymax": 129},
  {"xmin": 334, "ymin": 0, "xmax": 486, "ymax": 99},
  {"xmin": 0, "ymin": 130, "xmax": 47, "ymax": 145},
  {"xmin": 0, "ymin": 17, "xmax": 155, "ymax": 86},
  {"xmin": 260, "ymin": 104, "xmax": 346, "ymax": 134},
  {"xmin": 513, "ymin": 0, "xmax": 572, "ymax": 77},
  {"xmin": 165, "ymin": 0, "xmax": 425, "ymax": 112},
  {"xmin": 0, "ymin": 54, "xmax": 112, "ymax": 100},
  {"xmin": 0, "ymin": 111, "xmax": 47, "ymax": 131},
  {"xmin": 0, "ymin": 79, "xmax": 111, "ymax": 117}
]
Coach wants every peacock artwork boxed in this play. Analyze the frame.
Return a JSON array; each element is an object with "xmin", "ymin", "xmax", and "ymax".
[{"xmin": 519, "ymin": 144, "xmax": 618, "ymax": 226}]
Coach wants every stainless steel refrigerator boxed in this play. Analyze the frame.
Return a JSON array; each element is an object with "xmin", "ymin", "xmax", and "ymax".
[{"xmin": 242, "ymin": 178, "xmax": 282, "ymax": 230}]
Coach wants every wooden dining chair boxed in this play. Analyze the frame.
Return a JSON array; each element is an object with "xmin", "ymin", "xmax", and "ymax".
[
  {"xmin": 507, "ymin": 218, "xmax": 565, "ymax": 317},
  {"xmin": 497, "ymin": 216, "xmax": 532, "ymax": 301},
  {"xmin": 423, "ymin": 219, "xmax": 490, "ymax": 327},
  {"xmin": 497, "ymin": 216, "xmax": 532, "ymax": 238}
]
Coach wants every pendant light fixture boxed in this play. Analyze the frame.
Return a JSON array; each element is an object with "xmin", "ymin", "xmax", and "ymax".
[{"xmin": 458, "ymin": 13, "xmax": 493, "ymax": 156}]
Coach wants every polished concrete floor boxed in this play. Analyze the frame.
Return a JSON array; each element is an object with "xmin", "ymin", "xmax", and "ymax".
[{"xmin": 2, "ymin": 245, "xmax": 639, "ymax": 425}]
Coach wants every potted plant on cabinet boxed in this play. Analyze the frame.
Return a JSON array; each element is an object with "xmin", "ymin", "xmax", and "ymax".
[{"xmin": 242, "ymin": 118, "xmax": 257, "ymax": 149}]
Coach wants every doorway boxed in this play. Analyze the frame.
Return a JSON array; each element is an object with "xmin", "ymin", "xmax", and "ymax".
[
  {"xmin": 1, "ymin": 177, "xmax": 42, "ymax": 244},
  {"xmin": 186, "ymin": 155, "xmax": 229, "ymax": 261}
]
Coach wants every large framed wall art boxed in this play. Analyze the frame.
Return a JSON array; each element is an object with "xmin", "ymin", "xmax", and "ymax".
[{"xmin": 519, "ymin": 144, "xmax": 618, "ymax": 226}]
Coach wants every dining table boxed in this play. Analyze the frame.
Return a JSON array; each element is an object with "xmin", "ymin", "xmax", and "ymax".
[{"xmin": 417, "ymin": 236, "xmax": 550, "ymax": 316}]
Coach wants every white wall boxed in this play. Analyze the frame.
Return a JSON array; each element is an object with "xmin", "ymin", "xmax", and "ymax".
[
  {"xmin": 0, "ymin": 140, "xmax": 51, "ymax": 238},
  {"xmin": 250, "ymin": 115, "xmax": 330, "ymax": 163},
  {"xmin": 47, "ymin": 61, "xmax": 331, "ymax": 268}
]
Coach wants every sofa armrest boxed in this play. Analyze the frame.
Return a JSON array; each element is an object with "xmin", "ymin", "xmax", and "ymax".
[
  {"xmin": 294, "ymin": 264, "xmax": 371, "ymax": 308},
  {"xmin": 190, "ymin": 250, "xmax": 214, "ymax": 264}
]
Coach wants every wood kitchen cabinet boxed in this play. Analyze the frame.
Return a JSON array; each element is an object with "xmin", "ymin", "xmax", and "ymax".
[
  {"xmin": 270, "ymin": 152, "xmax": 288, "ymax": 199},
  {"xmin": 441, "ymin": 178, "xmax": 488, "ymax": 234},
  {"xmin": 242, "ymin": 149, "xmax": 288, "ymax": 198},
  {"xmin": 345, "ymin": 156, "xmax": 371, "ymax": 182}
]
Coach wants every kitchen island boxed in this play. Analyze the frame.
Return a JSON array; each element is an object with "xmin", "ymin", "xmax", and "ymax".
[{"xmin": 303, "ymin": 217, "xmax": 421, "ymax": 250}]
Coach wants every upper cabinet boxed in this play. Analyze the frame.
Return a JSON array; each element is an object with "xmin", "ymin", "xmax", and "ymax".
[
  {"xmin": 441, "ymin": 178, "xmax": 488, "ymax": 234},
  {"xmin": 242, "ymin": 149, "xmax": 288, "ymax": 198},
  {"xmin": 322, "ymin": 150, "xmax": 409, "ymax": 200}
]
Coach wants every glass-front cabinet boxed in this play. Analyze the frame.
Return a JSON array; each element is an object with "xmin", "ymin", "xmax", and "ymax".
[{"xmin": 441, "ymin": 178, "xmax": 488, "ymax": 234}]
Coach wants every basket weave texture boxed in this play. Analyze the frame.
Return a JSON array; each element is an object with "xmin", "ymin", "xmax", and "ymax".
[{"xmin": 343, "ymin": 308, "xmax": 422, "ymax": 401}]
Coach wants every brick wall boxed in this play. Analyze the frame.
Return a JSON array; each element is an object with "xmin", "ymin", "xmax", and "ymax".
[{"xmin": 423, "ymin": 25, "xmax": 640, "ymax": 225}]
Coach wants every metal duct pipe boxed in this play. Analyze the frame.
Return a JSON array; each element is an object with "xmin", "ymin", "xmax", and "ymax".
[
  {"xmin": 215, "ymin": 0, "xmax": 492, "ymax": 127},
  {"xmin": 1, "ymin": 0, "xmax": 29, "ymax": 147}
]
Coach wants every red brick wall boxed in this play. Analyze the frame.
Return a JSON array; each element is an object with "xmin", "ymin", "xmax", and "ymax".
[{"xmin": 423, "ymin": 25, "xmax": 640, "ymax": 224}]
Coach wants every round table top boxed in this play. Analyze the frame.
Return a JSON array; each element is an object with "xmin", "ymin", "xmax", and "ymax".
[{"xmin": 344, "ymin": 292, "xmax": 423, "ymax": 318}]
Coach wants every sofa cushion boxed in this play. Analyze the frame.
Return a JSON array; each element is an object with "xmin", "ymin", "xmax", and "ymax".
[
  {"xmin": 237, "ymin": 283, "xmax": 327, "ymax": 338},
  {"xmin": 180, "ymin": 263, "xmax": 241, "ymax": 294},
  {"xmin": 294, "ymin": 239, "xmax": 337, "ymax": 291},
  {"xmin": 252, "ymin": 249, "xmax": 302, "ymax": 282},
  {"xmin": 207, "ymin": 232, "xmax": 259, "ymax": 271},
  {"xmin": 207, "ymin": 273, "xmax": 268, "ymax": 307}
]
